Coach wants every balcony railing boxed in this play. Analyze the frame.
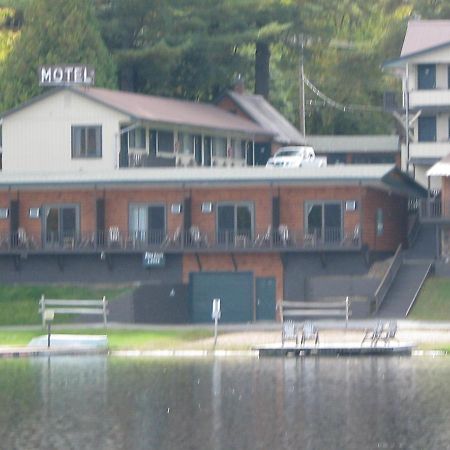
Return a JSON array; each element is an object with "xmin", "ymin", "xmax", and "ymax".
[
  {"xmin": 418, "ymin": 198, "xmax": 443, "ymax": 221},
  {"xmin": 0, "ymin": 226, "xmax": 362, "ymax": 254}
]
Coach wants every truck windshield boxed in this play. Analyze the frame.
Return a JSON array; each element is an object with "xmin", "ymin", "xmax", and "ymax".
[{"xmin": 275, "ymin": 150, "xmax": 299, "ymax": 157}]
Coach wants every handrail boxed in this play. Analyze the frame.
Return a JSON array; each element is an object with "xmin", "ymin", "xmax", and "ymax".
[
  {"xmin": 407, "ymin": 213, "xmax": 420, "ymax": 248},
  {"xmin": 405, "ymin": 261, "xmax": 433, "ymax": 317},
  {"xmin": 372, "ymin": 244, "xmax": 403, "ymax": 313}
]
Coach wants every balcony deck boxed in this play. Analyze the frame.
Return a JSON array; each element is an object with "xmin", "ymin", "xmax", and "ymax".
[
  {"xmin": 417, "ymin": 198, "xmax": 450, "ymax": 223},
  {"xmin": 0, "ymin": 229, "xmax": 362, "ymax": 256}
]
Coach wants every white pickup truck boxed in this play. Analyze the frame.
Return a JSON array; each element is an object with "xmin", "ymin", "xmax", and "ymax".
[{"xmin": 266, "ymin": 146, "xmax": 327, "ymax": 168}]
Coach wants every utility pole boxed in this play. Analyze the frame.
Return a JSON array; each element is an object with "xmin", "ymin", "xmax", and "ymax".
[{"xmin": 299, "ymin": 35, "xmax": 306, "ymax": 139}]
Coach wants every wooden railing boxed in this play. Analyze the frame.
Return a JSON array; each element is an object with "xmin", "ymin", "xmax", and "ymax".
[
  {"xmin": 279, "ymin": 297, "xmax": 351, "ymax": 327},
  {"xmin": 372, "ymin": 244, "xmax": 403, "ymax": 313}
]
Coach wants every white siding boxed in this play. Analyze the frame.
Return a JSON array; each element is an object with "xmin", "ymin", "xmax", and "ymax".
[{"xmin": 2, "ymin": 90, "xmax": 129, "ymax": 173}]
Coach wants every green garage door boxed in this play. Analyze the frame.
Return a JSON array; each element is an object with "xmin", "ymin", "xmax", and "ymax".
[{"xmin": 190, "ymin": 272, "xmax": 253, "ymax": 323}]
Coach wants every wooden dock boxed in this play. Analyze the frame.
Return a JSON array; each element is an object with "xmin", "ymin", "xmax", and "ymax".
[{"xmin": 257, "ymin": 342, "xmax": 414, "ymax": 357}]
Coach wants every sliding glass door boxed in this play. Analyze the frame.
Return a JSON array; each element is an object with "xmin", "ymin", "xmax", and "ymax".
[
  {"xmin": 217, "ymin": 203, "xmax": 253, "ymax": 244},
  {"xmin": 44, "ymin": 205, "xmax": 79, "ymax": 246},
  {"xmin": 305, "ymin": 201, "xmax": 342, "ymax": 244},
  {"xmin": 129, "ymin": 204, "xmax": 166, "ymax": 244}
]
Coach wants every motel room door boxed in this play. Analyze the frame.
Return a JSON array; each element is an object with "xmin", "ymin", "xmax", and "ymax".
[{"xmin": 256, "ymin": 277, "xmax": 276, "ymax": 321}]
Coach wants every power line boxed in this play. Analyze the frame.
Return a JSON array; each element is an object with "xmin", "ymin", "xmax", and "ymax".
[{"xmin": 303, "ymin": 75, "xmax": 385, "ymax": 113}]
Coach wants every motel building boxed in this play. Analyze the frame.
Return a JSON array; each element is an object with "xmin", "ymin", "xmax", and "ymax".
[{"xmin": 0, "ymin": 86, "xmax": 426, "ymax": 323}]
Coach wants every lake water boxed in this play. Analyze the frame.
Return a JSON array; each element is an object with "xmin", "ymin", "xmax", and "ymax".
[{"xmin": 0, "ymin": 355, "xmax": 450, "ymax": 449}]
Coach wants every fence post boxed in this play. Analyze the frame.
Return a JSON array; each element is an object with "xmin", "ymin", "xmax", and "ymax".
[
  {"xmin": 40, "ymin": 295, "xmax": 45, "ymax": 328},
  {"xmin": 102, "ymin": 296, "xmax": 107, "ymax": 328},
  {"xmin": 345, "ymin": 296, "xmax": 349, "ymax": 328}
]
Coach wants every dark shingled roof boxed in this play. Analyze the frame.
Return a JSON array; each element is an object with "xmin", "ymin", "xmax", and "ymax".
[{"xmin": 1, "ymin": 87, "xmax": 273, "ymax": 137}]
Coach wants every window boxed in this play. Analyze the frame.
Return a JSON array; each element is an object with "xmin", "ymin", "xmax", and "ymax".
[
  {"xmin": 327, "ymin": 153, "xmax": 346, "ymax": 165},
  {"xmin": 158, "ymin": 131, "xmax": 174, "ymax": 153},
  {"xmin": 129, "ymin": 204, "xmax": 166, "ymax": 244},
  {"xmin": 352, "ymin": 154, "xmax": 396, "ymax": 164},
  {"xmin": 71, "ymin": 126, "xmax": 101, "ymax": 158},
  {"xmin": 230, "ymin": 139, "xmax": 250, "ymax": 160},
  {"xmin": 305, "ymin": 201, "xmax": 342, "ymax": 243},
  {"xmin": 44, "ymin": 205, "xmax": 79, "ymax": 246},
  {"xmin": 212, "ymin": 137, "xmax": 227, "ymax": 158},
  {"xmin": 150, "ymin": 130, "xmax": 175, "ymax": 154},
  {"xmin": 376, "ymin": 208, "xmax": 384, "ymax": 237},
  {"xmin": 448, "ymin": 65, "xmax": 450, "ymax": 89},
  {"xmin": 129, "ymin": 127, "xmax": 146, "ymax": 150},
  {"xmin": 178, "ymin": 132, "xmax": 201, "ymax": 158},
  {"xmin": 418, "ymin": 116, "xmax": 436, "ymax": 142},
  {"xmin": 217, "ymin": 203, "xmax": 253, "ymax": 243},
  {"xmin": 417, "ymin": 64, "xmax": 436, "ymax": 90}
]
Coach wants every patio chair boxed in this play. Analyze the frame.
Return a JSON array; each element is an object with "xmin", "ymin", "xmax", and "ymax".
[
  {"xmin": 282, "ymin": 320, "xmax": 298, "ymax": 347},
  {"xmin": 162, "ymin": 226, "xmax": 181, "ymax": 248},
  {"xmin": 380, "ymin": 320, "xmax": 398, "ymax": 345},
  {"xmin": 361, "ymin": 321, "xmax": 384, "ymax": 346},
  {"xmin": 300, "ymin": 321, "xmax": 319, "ymax": 346},
  {"xmin": 255, "ymin": 226, "xmax": 272, "ymax": 247},
  {"xmin": 108, "ymin": 226, "xmax": 121, "ymax": 248},
  {"xmin": 278, "ymin": 224, "xmax": 290, "ymax": 246}
]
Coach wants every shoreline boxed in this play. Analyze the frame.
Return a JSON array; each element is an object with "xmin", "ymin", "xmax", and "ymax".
[{"xmin": 1, "ymin": 321, "xmax": 450, "ymax": 358}]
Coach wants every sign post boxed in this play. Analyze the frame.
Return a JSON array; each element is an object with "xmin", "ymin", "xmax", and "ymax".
[{"xmin": 211, "ymin": 298, "xmax": 221, "ymax": 348}]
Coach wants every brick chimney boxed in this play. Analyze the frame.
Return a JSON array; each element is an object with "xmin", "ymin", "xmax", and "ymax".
[{"xmin": 233, "ymin": 74, "xmax": 245, "ymax": 94}]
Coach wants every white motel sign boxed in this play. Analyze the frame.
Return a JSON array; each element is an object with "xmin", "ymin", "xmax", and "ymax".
[{"xmin": 39, "ymin": 65, "xmax": 95, "ymax": 86}]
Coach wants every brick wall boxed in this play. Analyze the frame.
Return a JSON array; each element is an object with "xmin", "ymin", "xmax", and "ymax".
[
  {"xmin": 361, "ymin": 188, "xmax": 407, "ymax": 251},
  {"xmin": 279, "ymin": 186, "xmax": 362, "ymax": 240},
  {"xmin": 0, "ymin": 183, "xmax": 407, "ymax": 252}
]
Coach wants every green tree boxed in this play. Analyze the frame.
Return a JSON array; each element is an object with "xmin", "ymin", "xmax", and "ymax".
[{"xmin": 0, "ymin": 0, "xmax": 116, "ymax": 111}]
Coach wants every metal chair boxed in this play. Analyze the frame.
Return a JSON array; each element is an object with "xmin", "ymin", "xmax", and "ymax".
[
  {"xmin": 361, "ymin": 321, "xmax": 384, "ymax": 346},
  {"xmin": 282, "ymin": 321, "xmax": 298, "ymax": 347},
  {"xmin": 300, "ymin": 321, "xmax": 319, "ymax": 346}
]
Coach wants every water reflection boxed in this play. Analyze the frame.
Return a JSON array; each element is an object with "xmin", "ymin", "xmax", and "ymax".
[{"xmin": 0, "ymin": 356, "xmax": 449, "ymax": 449}]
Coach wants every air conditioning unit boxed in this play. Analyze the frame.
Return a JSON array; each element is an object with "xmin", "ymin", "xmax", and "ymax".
[
  {"xmin": 201, "ymin": 202, "xmax": 213, "ymax": 213},
  {"xmin": 0, "ymin": 208, "xmax": 8, "ymax": 219},
  {"xmin": 345, "ymin": 201, "xmax": 357, "ymax": 211},
  {"xmin": 171, "ymin": 203, "xmax": 182, "ymax": 214},
  {"xmin": 29, "ymin": 207, "xmax": 41, "ymax": 218}
]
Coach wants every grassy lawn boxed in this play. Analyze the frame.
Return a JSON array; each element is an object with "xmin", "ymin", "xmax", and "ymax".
[
  {"xmin": 0, "ymin": 285, "xmax": 132, "ymax": 326},
  {"xmin": 408, "ymin": 277, "xmax": 450, "ymax": 321},
  {"xmin": 0, "ymin": 328, "xmax": 213, "ymax": 350}
]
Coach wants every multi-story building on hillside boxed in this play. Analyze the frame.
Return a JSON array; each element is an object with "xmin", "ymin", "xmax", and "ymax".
[{"xmin": 384, "ymin": 20, "xmax": 450, "ymax": 189}]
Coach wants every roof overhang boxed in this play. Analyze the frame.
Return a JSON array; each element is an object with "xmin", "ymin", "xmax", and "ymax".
[{"xmin": 0, "ymin": 166, "xmax": 426, "ymax": 197}]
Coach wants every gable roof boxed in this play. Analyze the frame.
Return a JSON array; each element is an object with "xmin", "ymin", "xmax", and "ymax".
[
  {"xmin": 384, "ymin": 20, "xmax": 450, "ymax": 68},
  {"xmin": 401, "ymin": 20, "xmax": 450, "ymax": 57},
  {"xmin": 1, "ymin": 87, "xmax": 272, "ymax": 137},
  {"xmin": 221, "ymin": 90, "xmax": 305, "ymax": 145}
]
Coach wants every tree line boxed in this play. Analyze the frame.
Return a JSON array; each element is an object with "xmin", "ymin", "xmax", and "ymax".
[{"xmin": 0, "ymin": 0, "xmax": 448, "ymax": 135}]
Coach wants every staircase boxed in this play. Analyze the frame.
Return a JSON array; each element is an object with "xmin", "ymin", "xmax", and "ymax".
[
  {"xmin": 376, "ymin": 259, "xmax": 432, "ymax": 318},
  {"xmin": 375, "ymin": 222, "xmax": 436, "ymax": 318}
]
